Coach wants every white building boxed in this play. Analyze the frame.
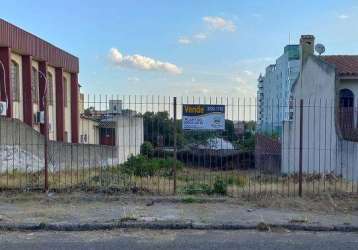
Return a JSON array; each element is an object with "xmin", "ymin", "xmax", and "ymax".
[
  {"xmin": 77, "ymin": 98, "xmax": 144, "ymax": 163},
  {"xmin": 257, "ymin": 45, "xmax": 300, "ymax": 135},
  {"xmin": 282, "ymin": 35, "xmax": 358, "ymax": 181},
  {"xmin": 100, "ymin": 108, "xmax": 144, "ymax": 164}
]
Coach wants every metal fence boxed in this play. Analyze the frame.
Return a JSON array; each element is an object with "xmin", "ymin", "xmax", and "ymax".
[{"xmin": 0, "ymin": 95, "xmax": 357, "ymax": 197}]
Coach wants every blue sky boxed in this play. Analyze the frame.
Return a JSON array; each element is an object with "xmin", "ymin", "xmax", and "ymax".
[{"xmin": 1, "ymin": 0, "xmax": 358, "ymax": 96}]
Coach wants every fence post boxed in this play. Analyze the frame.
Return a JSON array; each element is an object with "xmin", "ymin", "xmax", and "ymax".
[
  {"xmin": 173, "ymin": 97, "xmax": 177, "ymax": 194},
  {"xmin": 44, "ymin": 100, "xmax": 49, "ymax": 192},
  {"xmin": 298, "ymin": 99, "xmax": 303, "ymax": 197}
]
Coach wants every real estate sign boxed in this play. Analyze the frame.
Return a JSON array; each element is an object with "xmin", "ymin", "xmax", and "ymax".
[{"xmin": 182, "ymin": 104, "xmax": 225, "ymax": 130}]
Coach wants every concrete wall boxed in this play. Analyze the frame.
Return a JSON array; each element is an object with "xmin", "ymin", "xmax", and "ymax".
[
  {"xmin": 79, "ymin": 117, "xmax": 99, "ymax": 145},
  {"xmin": 282, "ymin": 56, "xmax": 358, "ymax": 181},
  {"xmin": 255, "ymin": 134, "xmax": 281, "ymax": 174},
  {"xmin": 115, "ymin": 115, "xmax": 144, "ymax": 163},
  {"xmin": 47, "ymin": 141, "xmax": 118, "ymax": 174},
  {"xmin": 0, "ymin": 117, "xmax": 118, "ymax": 173},
  {"xmin": 282, "ymin": 56, "xmax": 337, "ymax": 175},
  {"xmin": 336, "ymin": 78, "xmax": 358, "ymax": 181}
]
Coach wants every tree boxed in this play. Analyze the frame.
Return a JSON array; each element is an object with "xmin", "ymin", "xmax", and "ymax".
[
  {"xmin": 143, "ymin": 111, "xmax": 185, "ymax": 148},
  {"xmin": 236, "ymin": 121, "xmax": 256, "ymax": 152},
  {"xmin": 222, "ymin": 120, "xmax": 238, "ymax": 142},
  {"xmin": 140, "ymin": 141, "xmax": 154, "ymax": 158}
]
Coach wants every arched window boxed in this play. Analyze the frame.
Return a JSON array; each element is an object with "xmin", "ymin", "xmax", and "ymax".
[
  {"xmin": 31, "ymin": 67, "xmax": 39, "ymax": 103},
  {"xmin": 339, "ymin": 89, "xmax": 355, "ymax": 135},
  {"xmin": 10, "ymin": 60, "xmax": 20, "ymax": 101},
  {"xmin": 63, "ymin": 77, "xmax": 68, "ymax": 107},
  {"xmin": 47, "ymin": 72, "xmax": 53, "ymax": 105}
]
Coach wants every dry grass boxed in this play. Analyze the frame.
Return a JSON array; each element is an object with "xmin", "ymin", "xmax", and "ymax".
[{"xmin": 1, "ymin": 165, "xmax": 357, "ymax": 198}]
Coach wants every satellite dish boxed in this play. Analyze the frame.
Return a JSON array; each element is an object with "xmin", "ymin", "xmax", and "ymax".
[{"xmin": 315, "ymin": 44, "xmax": 326, "ymax": 55}]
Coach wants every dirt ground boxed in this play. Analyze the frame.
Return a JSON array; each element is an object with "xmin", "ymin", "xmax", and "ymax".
[
  {"xmin": 1, "ymin": 191, "xmax": 357, "ymax": 213},
  {"xmin": 0, "ymin": 191, "xmax": 357, "ymax": 230}
]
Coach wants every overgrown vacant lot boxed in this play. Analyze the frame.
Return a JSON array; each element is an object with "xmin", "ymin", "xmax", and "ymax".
[
  {"xmin": 0, "ymin": 190, "xmax": 357, "ymax": 218},
  {"xmin": 1, "ymin": 156, "xmax": 357, "ymax": 197}
]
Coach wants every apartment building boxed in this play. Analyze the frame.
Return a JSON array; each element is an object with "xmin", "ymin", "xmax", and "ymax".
[
  {"xmin": 257, "ymin": 44, "xmax": 300, "ymax": 135},
  {"xmin": 0, "ymin": 18, "xmax": 79, "ymax": 143}
]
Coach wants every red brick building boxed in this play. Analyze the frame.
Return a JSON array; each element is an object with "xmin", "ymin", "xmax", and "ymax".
[{"xmin": 0, "ymin": 18, "xmax": 79, "ymax": 143}]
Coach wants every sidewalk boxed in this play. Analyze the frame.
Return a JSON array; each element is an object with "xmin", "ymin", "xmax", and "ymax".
[{"xmin": 0, "ymin": 192, "xmax": 357, "ymax": 232}]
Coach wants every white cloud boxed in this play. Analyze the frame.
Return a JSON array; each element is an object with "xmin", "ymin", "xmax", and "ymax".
[
  {"xmin": 128, "ymin": 76, "xmax": 140, "ymax": 82},
  {"xmin": 338, "ymin": 14, "xmax": 349, "ymax": 19},
  {"xmin": 233, "ymin": 76, "xmax": 245, "ymax": 84},
  {"xmin": 177, "ymin": 16, "xmax": 235, "ymax": 45},
  {"xmin": 243, "ymin": 70, "xmax": 253, "ymax": 76},
  {"xmin": 108, "ymin": 48, "xmax": 182, "ymax": 75},
  {"xmin": 194, "ymin": 33, "xmax": 207, "ymax": 40},
  {"xmin": 178, "ymin": 37, "xmax": 192, "ymax": 45},
  {"xmin": 237, "ymin": 57, "xmax": 275, "ymax": 64},
  {"xmin": 169, "ymin": 78, "xmax": 256, "ymax": 97},
  {"xmin": 202, "ymin": 16, "xmax": 236, "ymax": 32},
  {"xmin": 165, "ymin": 67, "xmax": 258, "ymax": 97},
  {"xmin": 177, "ymin": 33, "xmax": 207, "ymax": 45},
  {"xmin": 179, "ymin": 84, "xmax": 216, "ymax": 96},
  {"xmin": 232, "ymin": 75, "xmax": 257, "ymax": 96}
]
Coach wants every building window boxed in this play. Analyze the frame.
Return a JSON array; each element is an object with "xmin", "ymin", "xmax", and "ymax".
[
  {"xmin": 80, "ymin": 134, "xmax": 88, "ymax": 143},
  {"xmin": 47, "ymin": 72, "xmax": 54, "ymax": 105},
  {"xmin": 64, "ymin": 131, "xmax": 68, "ymax": 143},
  {"xmin": 10, "ymin": 60, "xmax": 20, "ymax": 101},
  {"xmin": 339, "ymin": 89, "xmax": 355, "ymax": 138},
  {"xmin": 63, "ymin": 77, "xmax": 68, "ymax": 107},
  {"xmin": 31, "ymin": 67, "xmax": 39, "ymax": 103}
]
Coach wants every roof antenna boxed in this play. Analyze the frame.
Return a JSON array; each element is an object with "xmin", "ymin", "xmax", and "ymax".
[{"xmin": 289, "ymin": 32, "xmax": 291, "ymax": 44}]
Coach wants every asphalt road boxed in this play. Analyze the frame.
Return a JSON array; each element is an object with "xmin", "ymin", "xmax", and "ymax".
[{"xmin": 1, "ymin": 230, "xmax": 358, "ymax": 250}]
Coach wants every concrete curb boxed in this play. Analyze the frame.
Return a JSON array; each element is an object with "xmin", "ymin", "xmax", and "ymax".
[{"xmin": 1, "ymin": 221, "xmax": 358, "ymax": 232}]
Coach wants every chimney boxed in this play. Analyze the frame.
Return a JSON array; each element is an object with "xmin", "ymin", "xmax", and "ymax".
[{"xmin": 300, "ymin": 35, "xmax": 315, "ymax": 62}]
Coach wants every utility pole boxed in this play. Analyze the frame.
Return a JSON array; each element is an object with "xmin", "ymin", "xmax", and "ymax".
[
  {"xmin": 39, "ymin": 70, "xmax": 49, "ymax": 192},
  {"xmin": 299, "ymin": 99, "xmax": 303, "ymax": 197},
  {"xmin": 298, "ymin": 39, "xmax": 304, "ymax": 198},
  {"xmin": 173, "ymin": 97, "xmax": 177, "ymax": 194}
]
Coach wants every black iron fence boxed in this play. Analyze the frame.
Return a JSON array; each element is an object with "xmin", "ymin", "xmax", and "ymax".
[{"xmin": 0, "ymin": 95, "xmax": 357, "ymax": 197}]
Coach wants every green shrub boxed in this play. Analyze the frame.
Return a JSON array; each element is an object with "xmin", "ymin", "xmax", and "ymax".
[
  {"xmin": 140, "ymin": 141, "xmax": 154, "ymax": 158},
  {"xmin": 121, "ymin": 155, "xmax": 155, "ymax": 177},
  {"xmin": 226, "ymin": 175, "xmax": 248, "ymax": 187},
  {"xmin": 183, "ymin": 179, "xmax": 228, "ymax": 196},
  {"xmin": 181, "ymin": 197, "xmax": 196, "ymax": 203},
  {"xmin": 157, "ymin": 157, "xmax": 183, "ymax": 177},
  {"xmin": 121, "ymin": 155, "xmax": 182, "ymax": 177},
  {"xmin": 183, "ymin": 183, "xmax": 213, "ymax": 195},
  {"xmin": 213, "ymin": 178, "xmax": 227, "ymax": 195}
]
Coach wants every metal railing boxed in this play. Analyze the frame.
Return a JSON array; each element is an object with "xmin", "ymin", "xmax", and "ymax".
[{"xmin": 0, "ymin": 95, "xmax": 357, "ymax": 197}]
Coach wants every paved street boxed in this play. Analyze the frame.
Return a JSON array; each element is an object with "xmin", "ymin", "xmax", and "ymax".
[{"xmin": 1, "ymin": 230, "xmax": 358, "ymax": 250}]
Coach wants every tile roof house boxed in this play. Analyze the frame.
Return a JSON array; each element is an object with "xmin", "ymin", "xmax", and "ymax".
[
  {"xmin": 320, "ymin": 55, "xmax": 358, "ymax": 77},
  {"xmin": 282, "ymin": 35, "xmax": 358, "ymax": 182}
]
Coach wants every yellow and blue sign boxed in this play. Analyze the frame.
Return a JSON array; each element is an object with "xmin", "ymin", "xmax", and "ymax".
[{"xmin": 182, "ymin": 104, "xmax": 225, "ymax": 130}]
